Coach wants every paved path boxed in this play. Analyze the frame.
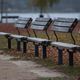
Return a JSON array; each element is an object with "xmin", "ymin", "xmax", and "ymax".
[{"xmin": 0, "ymin": 54, "xmax": 66, "ymax": 80}]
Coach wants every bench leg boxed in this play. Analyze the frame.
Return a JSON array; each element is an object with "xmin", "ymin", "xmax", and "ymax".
[
  {"xmin": 35, "ymin": 45, "xmax": 39, "ymax": 57},
  {"xmin": 23, "ymin": 42, "xmax": 27, "ymax": 53},
  {"xmin": 58, "ymin": 49, "xmax": 63, "ymax": 65},
  {"xmin": 17, "ymin": 41, "xmax": 21, "ymax": 51},
  {"xmin": 8, "ymin": 38, "xmax": 11, "ymax": 49},
  {"xmin": 68, "ymin": 51, "xmax": 73, "ymax": 66},
  {"xmin": 42, "ymin": 45, "xmax": 47, "ymax": 59}
]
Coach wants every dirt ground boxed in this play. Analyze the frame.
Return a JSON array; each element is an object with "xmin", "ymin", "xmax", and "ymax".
[{"xmin": 0, "ymin": 53, "xmax": 66, "ymax": 80}]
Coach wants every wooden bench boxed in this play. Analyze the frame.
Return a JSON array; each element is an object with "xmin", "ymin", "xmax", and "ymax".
[
  {"xmin": 25, "ymin": 18, "xmax": 52, "ymax": 58},
  {"xmin": 50, "ymin": 18, "xmax": 80, "ymax": 66},
  {"xmin": 8, "ymin": 17, "xmax": 32, "ymax": 51}
]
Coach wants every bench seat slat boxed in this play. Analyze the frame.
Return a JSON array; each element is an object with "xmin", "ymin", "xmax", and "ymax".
[
  {"xmin": 54, "ymin": 21, "xmax": 72, "ymax": 27},
  {"xmin": 16, "ymin": 21, "xmax": 29, "ymax": 24},
  {"xmin": 10, "ymin": 34, "xmax": 26, "ymax": 39},
  {"xmin": 32, "ymin": 21, "xmax": 47, "ymax": 26},
  {"xmin": 27, "ymin": 37, "xmax": 50, "ymax": 43},
  {"xmin": 51, "ymin": 42, "xmax": 80, "ymax": 49},
  {"xmin": 31, "ymin": 25, "xmax": 45, "ymax": 30},
  {"xmin": 53, "ymin": 26, "xmax": 69, "ymax": 32},
  {"xmin": 0, "ymin": 32, "xmax": 10, "ymax": 36},
  {"xmin": 15, "ymin": 24, "xmax": 27, "ymax": 28},
  {"xmin": 18, "ymin": 17, "xmax": 31, "ymax": 21},
  {"xmin": 55, "ymin": 18, "xmax": 76, "ymax": 23},
  {"xmin": 9, "ymin": 35, "xmax": 50, "ymax": 43}
]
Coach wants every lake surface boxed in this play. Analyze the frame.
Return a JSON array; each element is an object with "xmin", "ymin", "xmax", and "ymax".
[{"xmin": 0, "ymin": 13, "xmax": 80, "ymax": 23}]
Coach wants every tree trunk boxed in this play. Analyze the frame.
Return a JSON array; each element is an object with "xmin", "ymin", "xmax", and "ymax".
[
  {"xmin": 39, "ymin": 7, "xmax": 44, "ymax": 18},
  {"xmin": 1, "ymin": 0, "xmax": 4, "ymax": 23}
]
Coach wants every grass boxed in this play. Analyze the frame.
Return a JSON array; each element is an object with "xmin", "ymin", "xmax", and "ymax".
[
  {"xmin": 32, "ymin": 58, "xmax": 80, "ymax": 80},
  {"xmin": 56, "ymin": 65, "xmax": 80, "ymax": 76},
  {"xmin": 38, "ymin": 77, "xmax": 78, "ymax": 80},
  {"xmin": 39, "ymin": 77, "xmax": 67, "ymax": 80},
  {"xmin": 0, "ymin": 36, "xmax": 17, "ymax": 49}
]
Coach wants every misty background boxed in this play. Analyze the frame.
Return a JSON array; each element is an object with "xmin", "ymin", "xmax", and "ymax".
[{"xmin": 0, "ymin": 0, "xmax": 80, "ymax": 13}]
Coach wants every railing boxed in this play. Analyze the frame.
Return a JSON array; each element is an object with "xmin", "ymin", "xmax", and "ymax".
[{"xmin": 1, "ymin": 16, "xmax": 19, "ymax": 23}]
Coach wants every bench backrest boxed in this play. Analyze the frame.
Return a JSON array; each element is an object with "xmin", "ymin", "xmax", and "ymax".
[
  {"xmin": 15, "ymin": 17, "xmax": 32, "ymax": 29},
  {"xmin": 51, "ymin": 18, "xmax": 78, "ymax": 32},
  {"xmin": 1, "ymin": 16, "xmax": 19, "ymax": 23},
  {"xmin": 2, "ymin": 16, "xmax": 19, "ymax": 19},
  {"xmin": 31, "ymin": 18, "xmax": 52, "ymax": 30}
]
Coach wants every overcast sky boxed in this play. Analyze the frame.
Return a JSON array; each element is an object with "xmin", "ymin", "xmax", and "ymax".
[{"xmin": 0, "ymin": 0, "xmax": 80, "ymax": 13}]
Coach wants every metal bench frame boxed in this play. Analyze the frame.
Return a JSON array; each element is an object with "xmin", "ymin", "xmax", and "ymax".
[
  {"xmin": 9, "ymin": 17, "xmax": 32, "ymax": 51},
  {"xmin": 50, "ymin": 18, "xmax": 80, "ymax": 66},
  {"xmin": 25, "ymin": 18, "xmax": 52, "ymax": 58}
]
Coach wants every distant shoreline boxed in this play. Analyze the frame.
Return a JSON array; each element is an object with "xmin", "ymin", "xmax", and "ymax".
[
  {"xmin": 0, "ymin": 12, "xmax": 80, "ymax": 13},
  {"xmin": 0, "ymin": 13, "xmax": 80, "ymax": 23}
]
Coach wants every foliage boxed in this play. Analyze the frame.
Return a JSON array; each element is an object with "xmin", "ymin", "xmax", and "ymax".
[{"xmin": 29, "ymin": 0, "xmax": 59, "ymax": 13}]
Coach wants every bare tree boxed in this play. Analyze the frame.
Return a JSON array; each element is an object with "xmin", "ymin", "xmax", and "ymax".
[
  {"xmin": 0, "ymin": 0, "xmax": 8, "ymax": 23},
  {"xmin": 29, "ymin": 0, "xmax": 59, "ymax": 17},
  {"xmin": 0, "ymin": 0, "xmax": 4, "ymax": 22}
]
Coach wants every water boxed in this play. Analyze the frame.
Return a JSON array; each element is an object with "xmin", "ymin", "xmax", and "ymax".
[{"xmin": 0, "ymin": 13, "xmax": 80, "ymax": 23}]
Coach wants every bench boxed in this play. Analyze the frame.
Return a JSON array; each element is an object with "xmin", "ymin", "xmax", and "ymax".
[
  {"xmin": 25, "ymin": 18, "xmax": 52, "ymax": 58},
  {"xmin": 8, "ymin": 17, "xmax": 32, "ymax": 50},
  {"xmin": 50, "ymin": 18, "xmax": 80, "ymax": 66}
]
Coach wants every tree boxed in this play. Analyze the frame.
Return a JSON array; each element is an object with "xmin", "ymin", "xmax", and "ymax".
[
  {"xmin": 0, "ymin": 0, "xmax": 9, "ymax": 23},
  {"xmin": 0, "ymin": 0, "xmax": 4, "ymax": 22},
  {"xmin": 30, "ymin": 0, "xmax": 59, "ymax": 17}
]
